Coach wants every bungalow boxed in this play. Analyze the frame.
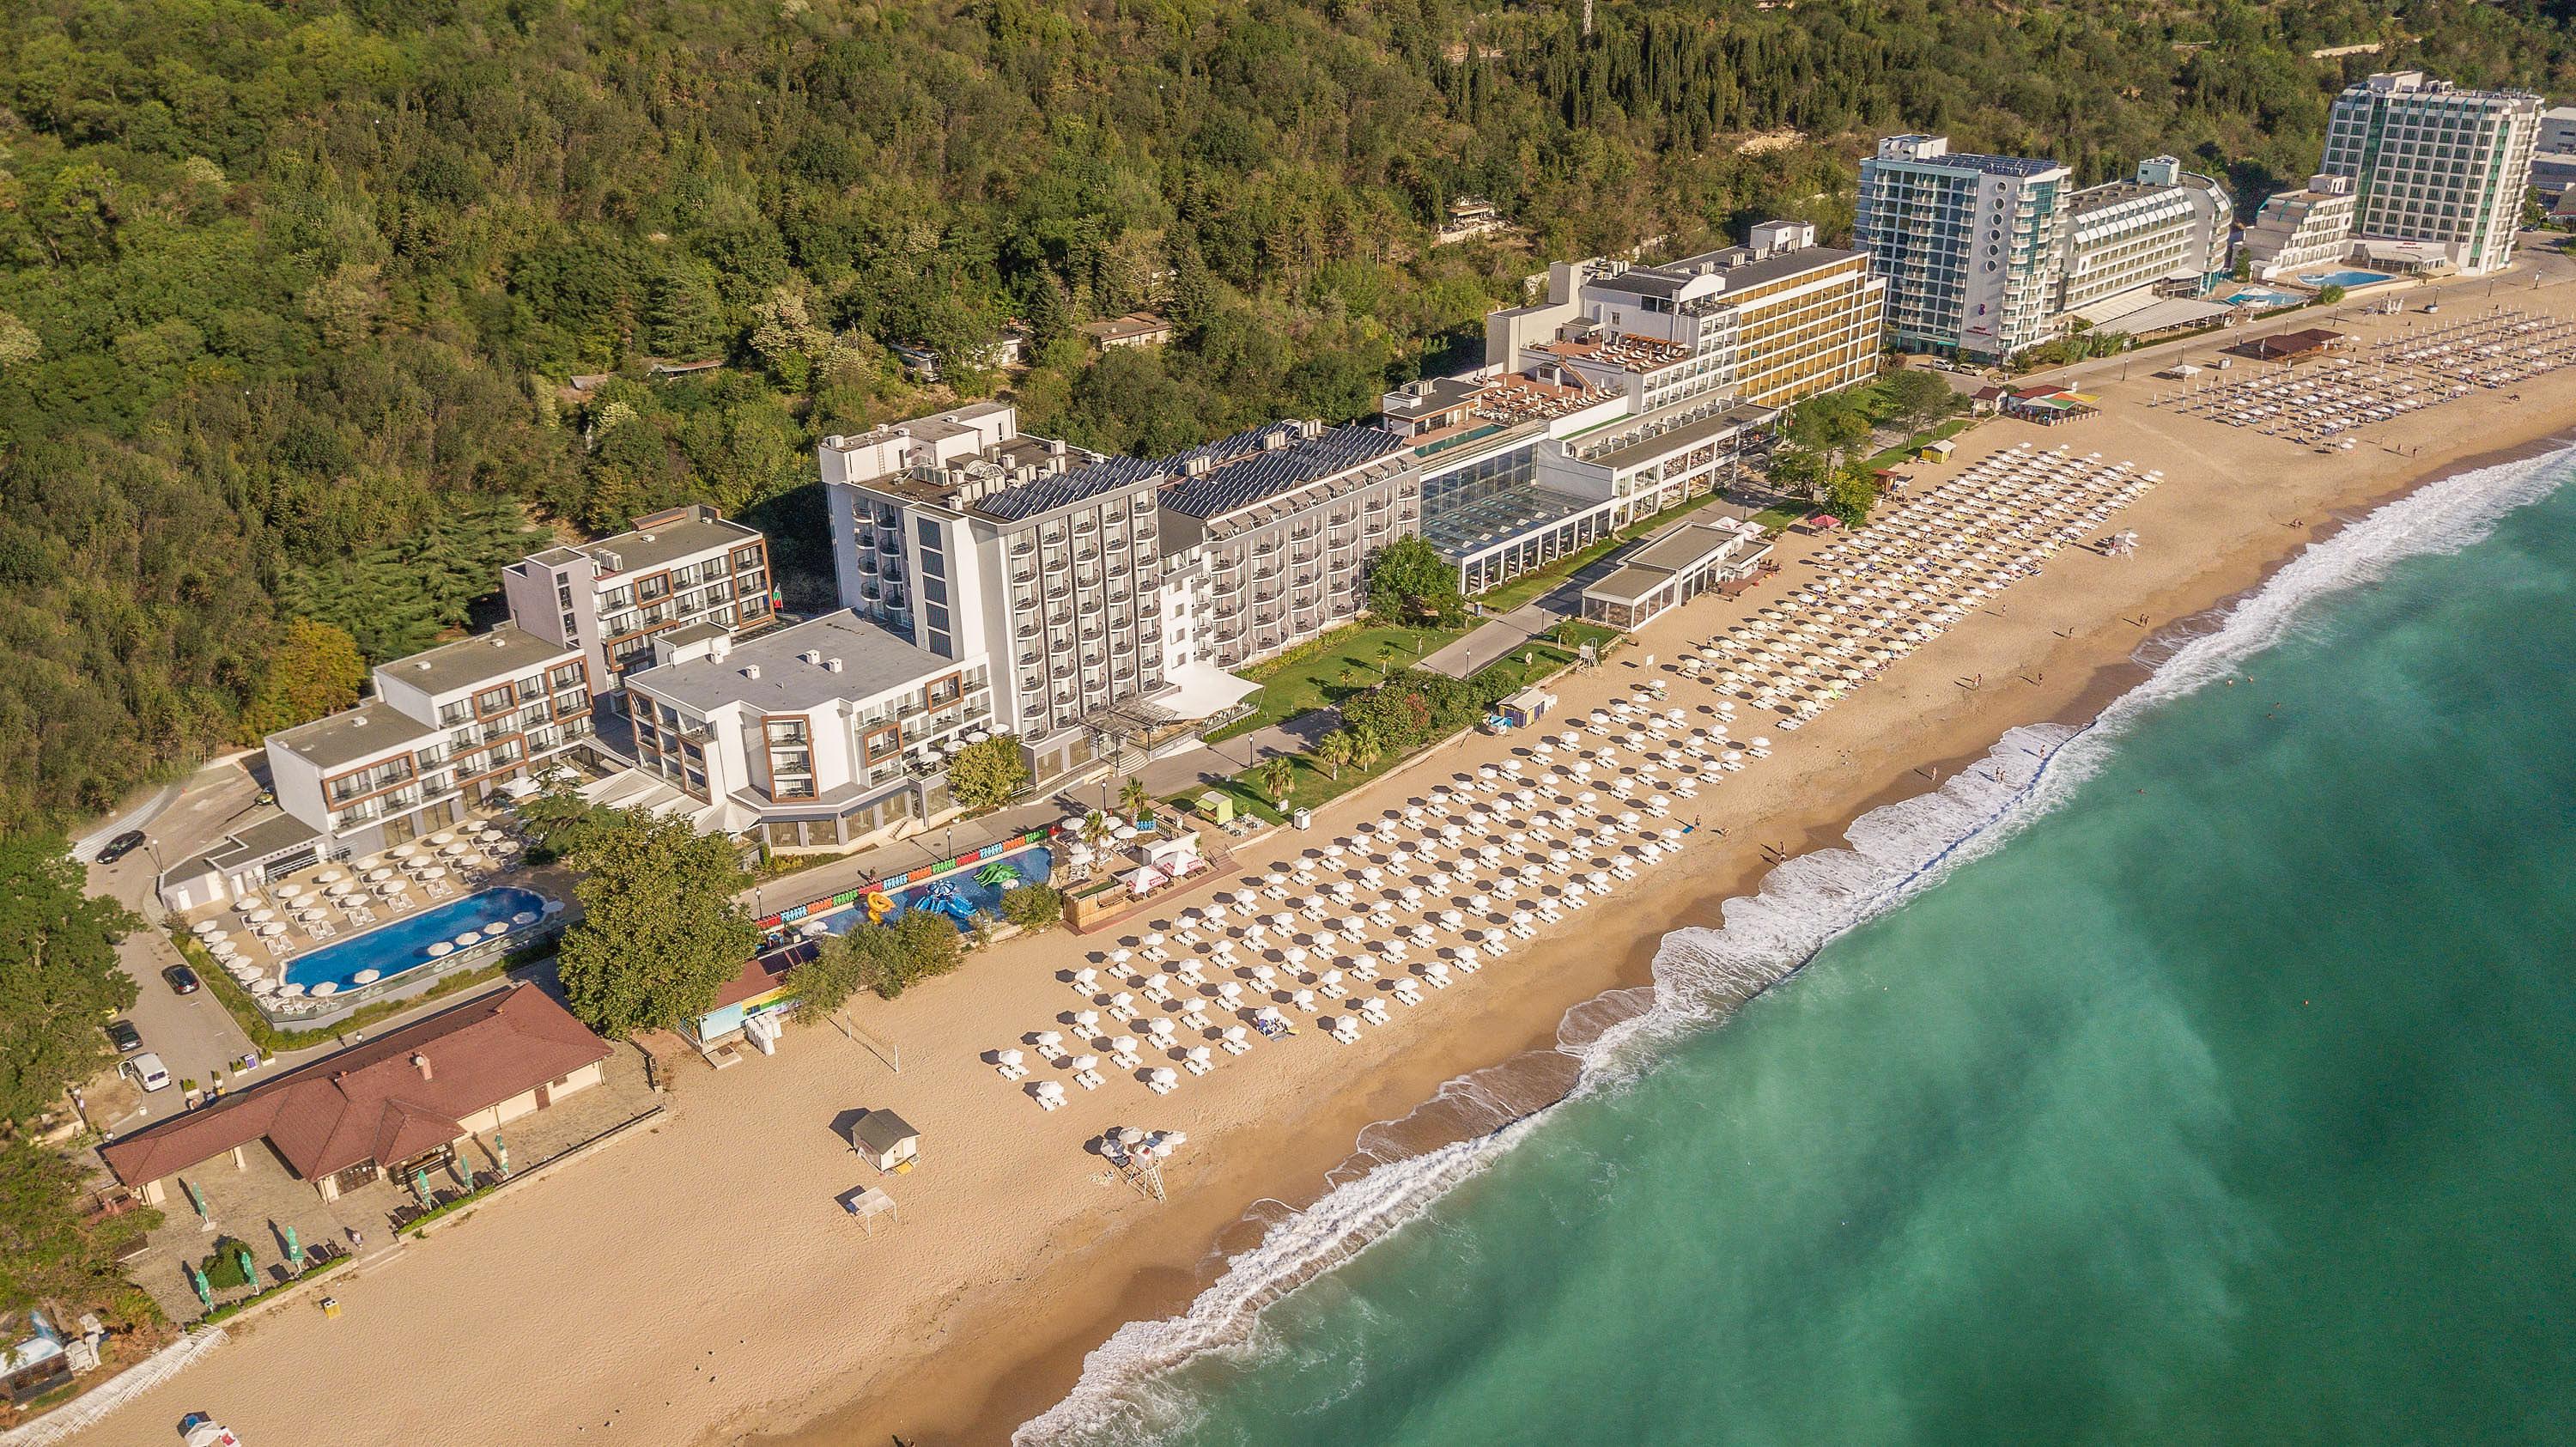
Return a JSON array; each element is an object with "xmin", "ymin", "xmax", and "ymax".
[
  {"xmin": 1080, "ymin": 312, "xmax": 1175, "ymax": 350},
  {"xmin": 98, "ymin": 984, "xmax": 611, "ymax": 1207}
]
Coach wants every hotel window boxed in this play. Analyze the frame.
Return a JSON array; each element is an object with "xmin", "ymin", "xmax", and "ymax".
[
  {"xmin": 476, "ymin": 686, "xmax": 515, "ymax": 715},
  {"xmin": 863, "ymin": 722, "xmax": 902, "ymax": 763}
]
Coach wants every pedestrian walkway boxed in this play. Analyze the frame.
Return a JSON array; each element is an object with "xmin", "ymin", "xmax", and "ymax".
[{"xmin": 1420, "ymin": 496, "xmax": 1760, "ymax": 678}]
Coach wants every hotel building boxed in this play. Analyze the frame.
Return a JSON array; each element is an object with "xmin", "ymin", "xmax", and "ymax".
[
  {"xmin": 2056, "ymin": 157, "xmax": 2233, "ymax": 312},
  {"xmin": 2243, "ymin": 175, "xmax": 2361, "ymax": 282},
  {"xmin": 1855, "ymin": 136, "xmax": 2071, "ymax": 361},
  {"xmin": 1151, "ymin": 420, "xmax": 1417, "ymax": 672},
  {"xmin": 501, "ymin": 505, "xmax": 775, "ymax": 692},
  {"xmin": 1413, "ymin": 222, "xmax": 1874, "ymax": 592},
  {"xmin": 2319, "ymin": 70, "xmax": 2541, "ymax": 276},
  {"xmin": 620, "ymin": 611, "xmax": 995, "ymax": 850},
  {"xmin": 820, "ymin": 402, "xmax": 1163, "ymax": 783},
  {"xmin": 260, "ymin": 625, "xmax": 595, "ymax": 863}
]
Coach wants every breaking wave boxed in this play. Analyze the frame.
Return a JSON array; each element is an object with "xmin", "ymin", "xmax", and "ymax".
[{"xmin": 1015, "ymin": 441, "xmax": 2576, "ymax": 1445}]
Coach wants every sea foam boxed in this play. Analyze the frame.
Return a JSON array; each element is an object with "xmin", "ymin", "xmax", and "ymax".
[{"xmin": 1015, "ymin": 442, "xmax": 2576, "ymax": 1446}]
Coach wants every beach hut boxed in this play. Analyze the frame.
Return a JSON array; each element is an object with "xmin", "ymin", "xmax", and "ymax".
[{"xmin": 852, "ymin": 1110, "xmax": 921, "ymax": 1174}]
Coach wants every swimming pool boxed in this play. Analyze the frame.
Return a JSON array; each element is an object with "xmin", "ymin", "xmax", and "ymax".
[
  {"xmin": 285, "ymin": 887, "xmax": 553, "ymax": 993},
  {"xmin": 2221, "ymin": 286, "xmax": 2302, "ymax": 308},
  {"xmin": 2296, "ymin": 268, "xmax": 2395, "ymax": 290},
  {"xmin": 793, "ymin": 845, "xmax": 1056, "ymax": 940}
]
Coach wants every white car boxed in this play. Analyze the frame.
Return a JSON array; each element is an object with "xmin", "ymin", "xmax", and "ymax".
[{"xmin": 124, "ymin": 1053, "xmax": 172, "ymax": 1093}]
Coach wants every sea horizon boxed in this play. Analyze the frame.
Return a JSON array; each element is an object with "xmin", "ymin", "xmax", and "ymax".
[{"xmin": 1018, "ymin": 441, "xmax": 2576, "ymax": 1445}]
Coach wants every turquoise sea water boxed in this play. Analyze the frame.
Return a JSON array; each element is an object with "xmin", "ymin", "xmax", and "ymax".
[{"xmin": 1024, "ymin": 447, "xmax": 2576, "ymax": 1446}]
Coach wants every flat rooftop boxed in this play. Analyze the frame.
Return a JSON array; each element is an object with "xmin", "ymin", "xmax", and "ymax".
[
  {"xmin": 381, "ymin": 624, "xmax": 580, "ymax": 697},
  {"xmin": 1580, "ymin": 403, "xmax": 1779, "ymax": 471},
  {"xmin": 625, "ymin": 610, "xmax": 957, "ymax": 714},
  {"xmin": 267, "ymin": 698, "xmax": 436, "ymax": 771},
  {"xmin": 1157, "ymin": 423, "xmax": 1408, "ymax": 521},
  {"xmin": 569, "ymin": 509, "xmax": 761, "ymax": 575}
]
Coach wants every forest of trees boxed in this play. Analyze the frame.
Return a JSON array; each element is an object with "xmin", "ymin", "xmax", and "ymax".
[{"xmin": 1, "ymin": 0, "xmax": 2570, "ymax": 831}]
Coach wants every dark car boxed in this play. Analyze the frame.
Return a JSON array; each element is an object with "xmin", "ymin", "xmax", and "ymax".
[
  {"xmin": 105, "ymin": 1019, "xmax": 142, "ymax": 1055},
  {"xmin": 94, "ymin": 830, "xmax": 146, "ymax": 864},
  {"xmin": 161, "ymin": 964, "xmax": 201, "ymax": 996}
]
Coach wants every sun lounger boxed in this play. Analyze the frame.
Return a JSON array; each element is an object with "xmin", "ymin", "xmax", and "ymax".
[
  {"xmin": 1391, "ymin": 982, "xmax": 1422, "ymax": 1006},
  {"xmin": 1329, "ymin": 1018, "xmax": 1362, "ymax": 1044},
  {"xmin": 1074, "ymin": 1067, "xmax": 1103, "ymax": 1090}
]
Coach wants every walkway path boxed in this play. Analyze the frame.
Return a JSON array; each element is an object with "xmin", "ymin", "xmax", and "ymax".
[{"xmin": 1420, "ymin": 496, "xmax": 1760, "ymax": 678}]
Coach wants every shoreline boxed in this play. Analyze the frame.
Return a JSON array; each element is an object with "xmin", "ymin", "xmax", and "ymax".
[
  {"xmin": 761, "ymin": 435, "xmax": 2576, "ymax": 1443},
  {"xmin": 69, "ymin": 288, "xmax": 2576, "ymax": 1447}
]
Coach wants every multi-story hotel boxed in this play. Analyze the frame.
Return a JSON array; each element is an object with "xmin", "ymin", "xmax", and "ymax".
[
  {"xmin": 620, "ymin": 611, "xmax": 995, "ymax": 850},
  {"xmin": 2056, "ymin": 157, "xmax": 2233, "ymax": 313},
  {"xmin": 819, "ymin": 401, "xmax": 1164, "ymax": 784},
  {"xmin": 2320, "ymin": 70, "xmax": 2541, "ymax": 276},
  {"xmin": 501, "ymin": 504, "xmax": 775, "ymax": 692},
  {"xmin": 1152, "ymin": 420, "xmax": 1416, "ymax": 672},
  {"xmin": 264, "ymin": 625, "xmax": 596, "ymax": 859},
  {"xmin": 1855, "ymin": 136, "xmax": 2072, "ymax": 361},
  {"xmin": 2243, "ymin": 175, "xmax": 2361, "ymax": 282},
  {"xmin": 1486, "ymin": 221, "xmax": 1882, "ymax": 412}
]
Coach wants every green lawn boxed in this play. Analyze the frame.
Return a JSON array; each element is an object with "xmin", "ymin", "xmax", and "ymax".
[
  {"xmin": 1175, "ymin": 631, "xmax": 1619, "ymax": 824},
  {"xmin": 1472, "ymin": 492, "xmax": 1742, "ymax": 614},
  {"xmin": 1203, "ymin": 622, "xmax": 1467, "ymax": 741}
]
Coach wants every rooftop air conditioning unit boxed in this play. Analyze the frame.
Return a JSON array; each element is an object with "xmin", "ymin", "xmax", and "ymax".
[{"xmin": 742, "ymin": 665, "xmax": 762, "ymax": 680}]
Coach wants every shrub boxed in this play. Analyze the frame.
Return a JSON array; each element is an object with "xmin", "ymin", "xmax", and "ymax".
[{"xmin": 1000, "ymin": 883, "xmax": 1064, "ymax": 931}]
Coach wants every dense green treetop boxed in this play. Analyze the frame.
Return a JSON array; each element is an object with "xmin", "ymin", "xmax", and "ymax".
[
  {"xmin": 0, "ymin": 0, "xmax": 2567, "ymax": 830},
  {"xmin": 555, "ymin": 808, "xmax": 759, "ymax": 1037},
  {"xmin": 0, "ymin": 833, "xmax": 143, "ymax": 1128}
]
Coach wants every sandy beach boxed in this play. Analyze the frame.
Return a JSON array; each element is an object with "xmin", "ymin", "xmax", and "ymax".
[{"xmin": 70, "ymin": 270, "xmax": 2576, "ymax": 1447}]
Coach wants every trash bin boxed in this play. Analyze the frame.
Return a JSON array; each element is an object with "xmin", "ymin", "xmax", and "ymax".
[{"xmin": 1292, "ymin": 807, "xmax": 1313, "ymax": 830}]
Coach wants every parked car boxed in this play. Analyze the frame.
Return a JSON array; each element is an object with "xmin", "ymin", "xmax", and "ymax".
[
  {"xmin": 94, "ymin": 830, "xmax": 147, "ymax": 864},
  {"xmin": 105, "ymin": 1019, "xmax": 143, "ymax": 1055},
  {"xmin": 123, "ymin": 1053, "xmax": 172, "ymax": 1092},
  {"xmin": 162, "ymin": 964, "xmax": 202, "ymax": 996}
]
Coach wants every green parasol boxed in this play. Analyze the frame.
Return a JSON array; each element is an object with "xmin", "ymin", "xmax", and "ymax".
[
  {"xmin": 186, "ymin": 1262, "xmax": 210, "ymax": 1310},
  {"xmin": 493, "ymin": 1133, "xmax": 509, "ymax": 1178},
  {"xmin": 283, "ymin": 1225, "xmax": 302, "ymax": 1273}
]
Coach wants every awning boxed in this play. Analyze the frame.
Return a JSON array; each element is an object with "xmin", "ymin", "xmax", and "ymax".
[{"xmin": 1156, "ymin": 660, "xmax": 1262, "ymax": 720}]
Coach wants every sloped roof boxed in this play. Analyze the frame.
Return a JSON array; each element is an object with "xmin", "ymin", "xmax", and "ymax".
[{"xmin": 99, "ymin": 985, "xmax": 611, "ymax": 1186}]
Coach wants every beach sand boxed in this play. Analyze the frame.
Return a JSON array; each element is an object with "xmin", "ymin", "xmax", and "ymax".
[{"xmin": 72, "ymin": 277, "xmax": 2576, "ymax": 1447}]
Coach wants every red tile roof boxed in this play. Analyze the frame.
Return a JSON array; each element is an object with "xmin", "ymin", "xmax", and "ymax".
[{"xmin": 99, "ymin": 985, "xmax": 611, "ymax": 1187}]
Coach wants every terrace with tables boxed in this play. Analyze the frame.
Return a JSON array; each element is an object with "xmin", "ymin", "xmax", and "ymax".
[{"xmin": 176, "ymin": 814, "xmax": 573, "ymax": 1031}]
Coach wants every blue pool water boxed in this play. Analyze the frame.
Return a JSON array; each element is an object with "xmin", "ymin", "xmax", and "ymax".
[
  {"xmin": 2296, "ymin": 267, "xmax": 2394, "ymax": 290},
  {"xmin": 804, "ymin": 845, "xmax": 1054, "ymax": 938},
  {"xmin": 285, "ymin": 887, "xmax": 551, "ymax": 993}
]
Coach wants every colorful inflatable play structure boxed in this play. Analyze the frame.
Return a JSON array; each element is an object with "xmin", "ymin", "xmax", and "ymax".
[
  {"xmin": 913, "ymin": 882, "xmax": 978, "ymax": 926},
  {"xmin": 863, "ymin": 890, "xmax": 896, "ymax": 925}
]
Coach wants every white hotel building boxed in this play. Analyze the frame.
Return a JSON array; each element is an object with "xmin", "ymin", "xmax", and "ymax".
[
  {"xmin": 620, "ymin": 611, "xmax": 994, "ymax": 851},
  {"xmin": 1855, "ymin": 137, "xmax": 2072, "ymax": 361},
  {"xmin": 501, "ymin": 504, "xmax": 775, "ymax": 692},
  {"xmin": 2321, "ymin": 70, "xmax": 2540, "ymax": 277}
]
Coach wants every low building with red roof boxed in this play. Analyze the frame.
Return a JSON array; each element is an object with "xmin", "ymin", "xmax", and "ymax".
[{"xmin": 100, "ymin": 983, "xmax": 612, "ymax": 1205}]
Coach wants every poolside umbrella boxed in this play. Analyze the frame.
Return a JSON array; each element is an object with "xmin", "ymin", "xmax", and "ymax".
[
  {"xmin": 494, "ymin": 1132, "xmax": 508, "ymax": 1179},
  {"xmin": 187, "ymin": 1263, "xmax": 211, "ymax": 1310},
  {"xmin": 234, "ymin": 1243, "xmax": 255, "ymax": 1286},
  {"xmin": 414, "ymin": 1164, "xmax": 434, "ymax": 1204},
  {"xmin": 284, "ymin": 1225, "xmax": 302, "ymax": 1273}
]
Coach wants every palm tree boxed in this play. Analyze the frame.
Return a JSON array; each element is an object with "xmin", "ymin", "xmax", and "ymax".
[
  {"xmin": 1118, "ymin": 775, "xmax": 1151, "ymax": 823},
  {"xmin": 1349, "ymin": 727, "xmax": 1382, "ymax": 775},
  {"xmin": 1313, "ymin": 728, "xmax": 1353, "ymax": 781},
  {"xmin": 1079, "ymin": 811, "xmax": 1112, "ymax": 848},
  {"xmin": 1260, "ymin": 755, "xmax": 1297, "ymax": 807}
]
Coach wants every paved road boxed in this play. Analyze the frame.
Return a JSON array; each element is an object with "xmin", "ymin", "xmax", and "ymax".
[{"xmin": 78, "ymin": 760, "xmax": 267, "ymax": 1129}]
